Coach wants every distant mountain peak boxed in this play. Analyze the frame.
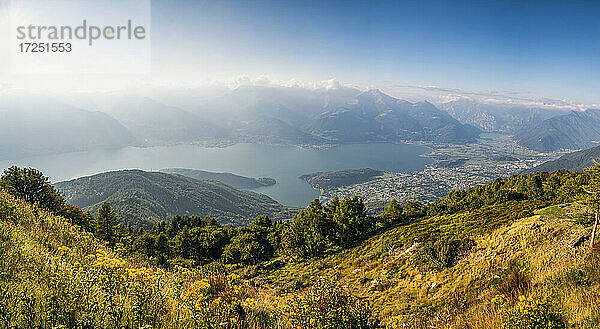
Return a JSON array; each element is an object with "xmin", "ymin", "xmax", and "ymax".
[
  {"xmin": 515, "ymin": 108, "xmax": 600, "ymax": 151},
  {"xmin": 356, "ymin": 89, "xmax": 398, "ymax": 105}
]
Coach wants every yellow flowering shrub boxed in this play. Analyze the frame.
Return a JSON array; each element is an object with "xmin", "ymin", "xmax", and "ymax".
[
  {"xmin": 386, "ymin": 315, "xmax": 404, "ymax": 329},
  {"xmin": 494, "ymin": 294, "xmax": 564, "ymax": 329},
  {"xmin": 283, "ymin": 277, "xmax": 375, "ymax": 329},
  {"xmin": 181, "ymin": 272, "xmax": 274, "ymax": 328}
]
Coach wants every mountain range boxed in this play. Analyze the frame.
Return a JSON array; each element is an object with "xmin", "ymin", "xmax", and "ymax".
[
  {"xmin": 439, "ymin": 98, "xmax": 600, "ymax": 152},
  {"xmin": 13, "ymin": 86, "xmax": 600, "ymax": 158},
  {"xmin": 0, "ymin": 92, "xmax": 137, "ymax": 160},
  {"xmin": 526, "ymin": 144, "xmax": 600, "ymax": 173},
  {"xmin": 54, "ymin": 169, "xmax": 298, "ymax": 228},
  {"xmin": 439, "ymin": 98, "xmax": 569, "ymax": 133},
  {"xmin": 514, "ymin": 109, "xmax": 600, "ymax": 152},
  {"xmin": 61, "ymin": 93, "xmax": 230, "ymax": 144},
  {"xmin": 1, "ymin": 86, "xmax": 484, "ymax": 160},
  {"xmin": 306, "ymin": 90, "xmax": 480, "ymax": 143},
  {"xmin": 188, "ymin": 86, "xmax": 480, "ymax": 144}
]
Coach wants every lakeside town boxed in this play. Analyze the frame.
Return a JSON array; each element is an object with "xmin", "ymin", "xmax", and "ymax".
[
  {"xmin": 318, "ymin": 160, "xmax": 532, "ymax": 205},
  {"xmin": 315, "ymin": 134, "xmax": 565, "ymax": 205}
]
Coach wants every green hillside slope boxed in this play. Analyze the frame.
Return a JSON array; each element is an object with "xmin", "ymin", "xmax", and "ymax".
[
  {"xmin": 263, "ymin": 201, "xmax": 600, "ymax": 328},
  {"xmin": 527, "ymin": 145, "xmax": 600, "ymax": 173},
  {"xmin": 299, "ymin": 168, "xmax": 384, "ymax": 190},
  {"xmin": 4, "ymin": 165, "xmax": 600, "ymax": 328},
  {"xmin": 55, "ymin": 169, "xmax": 297, "ymax": 227},
  {"xmin": 0, "ymin": 189, "xmax": 288, "ymax": 328},
  {"xmin": 161, "ymin": 167, "xmax": 276, "ymax": 189}
]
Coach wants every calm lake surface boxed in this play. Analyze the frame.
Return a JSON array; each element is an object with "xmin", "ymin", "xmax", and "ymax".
[{"xmin": 0, "ymin": 143, "xmax": 433, "ymax": 207}]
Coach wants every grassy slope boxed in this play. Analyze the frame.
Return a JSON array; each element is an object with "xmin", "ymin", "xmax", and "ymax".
[
  {"xmin": 260, "ymin": 200, "xmax": 600, "ymax": 328},
  {"xmin": 0, "ymin": 190, "xmax": 151, "ymax": 326},
  {"xmin": 3, "ymin": 184, "xmax": 600, "ymax": 328},
  {"xmin": 0, "ymin": 190, "xmax": 274, "ymax": 328}
]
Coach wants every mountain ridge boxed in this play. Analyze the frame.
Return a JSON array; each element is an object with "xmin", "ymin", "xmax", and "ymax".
[
  {"xmin": 515, "ymin": 108, "xmax": 600, "ymax": 152},
  {"xmin": 160, "ymin": 168, "xmax": 276, "ymax": 189},
  {"xmin": 54, "ymin": 169, "xmax": 298, "ymax": 228},
  {"xmin": 526, "ymin": 145, "xmax": 600, "ymax": 173},
  {"xmin": 306, "ymin": 89, "xmax": 481, "ymax": 143},
  {"xmin": 0, "ymin": 93, "xmax": 138, "ymax": 160},
  {"xmin": 439, "ymin": 98, "xmax": 569, "ymax": 133}
]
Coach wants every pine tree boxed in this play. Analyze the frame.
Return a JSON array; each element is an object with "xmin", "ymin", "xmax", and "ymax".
[
  {"xmin": 154, "ymin": 232, "xmax": 170, "ymax": 265},
  {"xmin": 383, "ymin": 198, "xmax": 404, "ymax": 224},
  {"xmin": 95, "ymin": 202, "xmax": 120, "ymax": 245}
]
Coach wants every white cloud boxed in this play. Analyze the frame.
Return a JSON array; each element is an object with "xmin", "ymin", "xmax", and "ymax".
[
  {"xmin": 385, "ymin": 84, "xmax": 599, "ymax": 111},
  {"xmin": 227, "ymin": 76, "xmax": 354, "ymax": 90}
]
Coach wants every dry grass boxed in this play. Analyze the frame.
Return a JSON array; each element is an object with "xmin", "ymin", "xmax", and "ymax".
[
  {"xmin": 263, "ymin": 202, "xmax": 600, "ymax": 328},
  {"xmin": 2, "ymin": 186, "xmax": 600, "ymax": 328}
]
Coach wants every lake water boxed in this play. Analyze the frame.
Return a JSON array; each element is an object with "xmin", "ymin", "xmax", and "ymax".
[{"xmin": 0, "ymin": 143, "xmax": 432, "ymax": 207}]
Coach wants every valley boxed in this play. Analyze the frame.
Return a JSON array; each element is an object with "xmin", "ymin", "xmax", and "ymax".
[{"xmin": 303, "ymin": 133, "xmax": 566, "ymax": 207}]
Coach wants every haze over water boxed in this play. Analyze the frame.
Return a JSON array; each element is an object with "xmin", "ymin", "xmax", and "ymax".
[{"xmin": 0, "ymin": 142, "xmax": 432, "ymax": 207}]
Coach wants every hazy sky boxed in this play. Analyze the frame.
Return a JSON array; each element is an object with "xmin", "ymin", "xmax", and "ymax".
[
  {"xmin": 152, "ymin": 0, "xmax": 600, "ymax": 103},
  {"xmin": 3, "ymin": 0, "xmax": 600, "ymax": 104}
]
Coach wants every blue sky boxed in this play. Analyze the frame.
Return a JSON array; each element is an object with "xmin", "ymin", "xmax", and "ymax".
[
  {"xmin": 2, "ymin": 0, "xmax": 599, "ymax": 104},
  {"xmin": 148, "ymin": 0, "xmax": 600, "ymax": 103}
]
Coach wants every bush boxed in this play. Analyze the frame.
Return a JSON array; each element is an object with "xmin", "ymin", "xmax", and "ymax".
[
  {"xmin": 492, "ymin": 262, "xmax": 531, "ymax": 301},
  {"xmin": 182, "ymin": 273, "xmax": 274, "ymax": 329},
  {"xmin": 495, "ymin": 295, "xmax": 564, "ymax": 329},
  {"xmin": 283, "ymin": 277, "xmax": 375, "ymax": 329},
  {"xmin": 415, "ymin": 236, "xmax": 475, "ymax": 270}
]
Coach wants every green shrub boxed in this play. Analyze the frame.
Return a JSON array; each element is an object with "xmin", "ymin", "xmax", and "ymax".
[{"xmin": 553, "ymin": 267, "xmax": 591, "ymax": 288}]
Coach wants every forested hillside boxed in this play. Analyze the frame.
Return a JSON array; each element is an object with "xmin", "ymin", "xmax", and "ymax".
[
  {"xmin": 55, "ymin": 170, "xmax": 296, "ymax": 228},
  {"xmin": 299, "ymin": 168, "xmax": 384, "ymax": 190},
  {"xmin": 527, "ymin": 145, "xmax": 600, "ymax": 173},
  {"xmin": 161, "ymin": 168, "xmax": 276, "ymax": 189}
]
